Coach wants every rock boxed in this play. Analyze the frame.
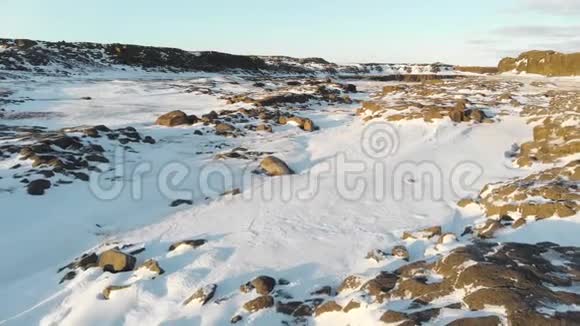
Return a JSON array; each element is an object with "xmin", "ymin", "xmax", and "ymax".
[
  {"xmin": 380, "ymin": 311, "xmax": 411, "ymax": 324},
  {"xmin": 256, "ymin": 124, "xmax": 273, "ymax": 133},
  {"xmin": 448, "ymin": 108, "xmax": 465, "ymax": 123},
  {"xmin": 27, "ymin": 179, "xmax": 51, "ymax": 195},
  {"xmin": 215, "ymin": 123, "xmax": 236, "ymax": 135},
  {"xmin": 278, "ymin": 278, "xmax": 290, "ymax": 285},
  {"xmin": 168, "ymin": 239, "xmax": 207, "ymax": 251},
  {"xmin": 170, "ymin": 199, "xmax": 193, "ymax": 207},
  {"xmin": 202, "ymin": 111, "xmax": 219, "ymax": 122},
  {"xmin": 457, "ymin": 198, "xmax": 476, "ymax": 207},
  {"xmin": 314, "ymin": 301, "xmax": 342, "ymax": 316},
  {"xmin": 310, "ymin": 286, "xmax": 332, "ymax": 296},
  {"xmin": 361, "ymin": 272, "xmax": 398, "ymax": 302},
  {"xmin": 438, "ymin": 233, "xmax": 457, "ymax": 244},
  {"xmin": 409, "ymin": 308, "xmax": 441, "ymax": 323},
  {"xmin": 250, "ymin": 275, "xmax": 276, "ymax": 295},
  {"xmin": 276, "ymin": 301, "xmax": 302, "ymax": 315},
  {"xmin": 344, "ymin": 84, "xmax": 357, "ymax": 93},
  {"xmin": 98, "ymin": 249, "xmax": 136, "ymax": 273},
  {"xmin": 337, "ymin": 275, "xmax": 362, "ymax": 293},
  {"xmin": 303, "ymin": 118, "xmax": 316, "ymax": 132},
  {"xmin": 402, "ymin": 226, "xmax": 442, "ymax": 240},
  {"xmin": 239, "ymin": 282, "xmax": 253, "ymax": 293},
  {"xmin": 476, "ymin": 220, "xmax": 503, "ymax": 239},
  {"xmin": 139, "ymin": 259, "xmax": 164, "ymax": 275},
  {"xmin": 85, "ymin": 154, "xmax": 109, "ymax": 163},
  {"xmin": 72, "ymin": 253, "xmax": 99, "ymax": 270},
  {"xmin": 461, "ymin": 226, "xmax": 473, "ymax": 236},
  {"xmin": 470, "ymin": 109, "xmax": 486, "ymax": 122},
  {"xmin": 446, "ymin": 316, "xmax": 501, "ymax": 326},
  {"xmin": 183, "ymin": 284, "xmax": 217, "ymax": 305},
  {"xmin": 343, "ymin": 300, "xmax": 361, "ymax": 313},
  {"xmin": 243, "ymin": 295, "xmax": 274, "ymax": 313},
  {"xmin": 258, "ymin": 156, "xmax": 294, "ymax": 176},
  {"xmin": 276, "ymin": 301, "xmax": 313, "ymax": 317},
  {"xmin": 84, "ymin": 127, "xmax": 100, "ymax": 137},
  {"xmin": 366, "ymin": 249, "xmax": 388, "ymax": 262},
  {"xmin": 512, "ymin": 218, "xmax": 527, "ymax": 229},
  {"xmin": 59, "ymin": 271, "xmax": 76, "ymax": 284},
  {"xmin": 102, "ymin": 285, "xmax": 131, "ymax": 300},
  {"xmin": 392, "ymin": 245, "xmax": 410, "ymax": 261},
  {"xmin": 292, "ymin": 304, "xmax": 314, "ymax": 317},
  {"xmin": 221, "ymin": 188, "xmax": 241, "ymax": 196},
  {"xmin": 230, "ymin": 315, "xmax": 242, "ymax": 324},
  {"xmin": 155, "ymin": 110, "xmax": 190, "ymax": 127},
  {"xmin": 142, "ymin": 136, "xmax": 156, "ymax": 144}
]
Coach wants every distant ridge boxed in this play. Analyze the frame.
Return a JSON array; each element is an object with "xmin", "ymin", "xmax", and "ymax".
[{"xmin": 0, "ymin": 38, "xmax": 455, "ymax": 77}]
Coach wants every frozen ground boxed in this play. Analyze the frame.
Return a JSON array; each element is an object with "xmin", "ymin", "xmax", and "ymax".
[{"xmin": 0, "ymin": 72, "xmax": 579, "ymax": 325}]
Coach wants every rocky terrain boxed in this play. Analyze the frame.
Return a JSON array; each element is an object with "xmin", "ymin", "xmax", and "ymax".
[{"xmin": 0, "ymin": 40, "xmax": 579, "ymax": 326}]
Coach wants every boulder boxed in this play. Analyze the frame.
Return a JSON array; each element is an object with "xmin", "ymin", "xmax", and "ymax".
[
  {"xmin": 258, "ymin": 156, "xmax": 294, "ymax": 176},
  {"xmin": 98, "ymin": 249, "xmax": 136, "ymax": 273},
  {"xmin": 139, "ymin": 259, "xmax": 164, "ymax": 275},
  {"xmin": 392, "ymin": 245, "xmax": 410, "ymax": 261},
  {"xmin": 243, "ymin": 295, "xmax": 274, "ymax": 313},
  {"xmin": 250, "ymin": 275, "xmax": 276, "ymax": 295},
  {"xmin": 361, "ymin": 272, "xmax": 398, "ymax": 302},
  {"xmin": 155, "ymin": 110, "xmax": 190, "ymax": 127},
  {"xmin": 256, "ymin": 124, "xmax": 273, "ymax": 133},
  {"xmin": 27, "ymin": 179, "xmax": 51, "ymax": 195},
  {"xmin": 337, "ymin": 275, "xmax": 362, "ymax": 293},
  {"xmin": 215, "ymin": 123, "xmax": 236, "ymax": 135}
]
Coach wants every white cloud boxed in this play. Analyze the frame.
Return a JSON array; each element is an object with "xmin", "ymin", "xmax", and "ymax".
[{"xmin": 522, "ymin": 0, "xmax": 580, "ymax": 15}]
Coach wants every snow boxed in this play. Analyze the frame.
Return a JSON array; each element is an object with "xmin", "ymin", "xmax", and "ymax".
[{"xmin": 0, "ymin": 71, "xmax": 579, "ymax": 325}]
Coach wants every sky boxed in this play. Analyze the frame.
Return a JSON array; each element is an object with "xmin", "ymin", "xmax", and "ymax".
[{"xmin": 1, "ymin": 0, "xmax": 579, "ymax": 66}]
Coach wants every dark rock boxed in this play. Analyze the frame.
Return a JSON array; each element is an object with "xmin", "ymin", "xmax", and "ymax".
[
  {"xmin": 27, "ymin": 179, "xmax": 51, "ymax": 195},
  {"xmin": 170, "ymin": 199, "xmax": 193, "ymax": 207},
  {"xmin": 168, "ymin": 239, "xmax": 207, "ymax": 251}
]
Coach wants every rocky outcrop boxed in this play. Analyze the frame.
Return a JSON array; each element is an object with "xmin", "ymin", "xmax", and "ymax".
[{"xmin": 498, "ymin": 50, "xmax": 580, "ymax": 76}]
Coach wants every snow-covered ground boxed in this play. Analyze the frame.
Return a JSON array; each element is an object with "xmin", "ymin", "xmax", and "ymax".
[{"xmin": 0, "ymin": 71, "xmax": 579, "ymax": 325}]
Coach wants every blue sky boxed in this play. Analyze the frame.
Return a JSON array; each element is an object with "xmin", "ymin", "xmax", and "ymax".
[{"xmin": 1, "ymin": 0, "xmax": 579, "ymax": 65}]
